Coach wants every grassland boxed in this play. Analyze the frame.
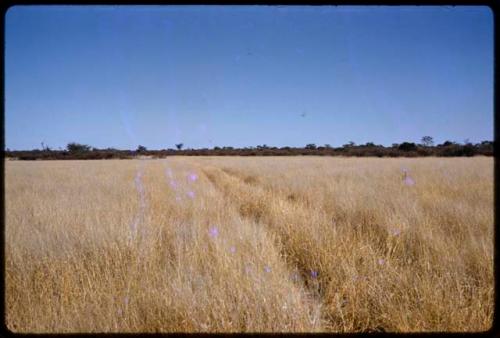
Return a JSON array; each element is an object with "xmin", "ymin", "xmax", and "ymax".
[{"xmin": 5, "ymin": 157, "xmax": 493, "ymax": 333}]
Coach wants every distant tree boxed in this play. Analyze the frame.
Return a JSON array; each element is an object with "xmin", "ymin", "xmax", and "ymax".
[
  {"xmin": 364, "ymin": 142, "xmax": 375, "ymax": 147},
  {"xmin": 41, "ymin": 141, "xmax": 51, "ymax": 151},
  {"xmin": 257, "ymin": 144, "xmax": 269, "ymax": 150},
  {"xmin": 476, "ymin": 140, "xmax": 494, "ymax": 156},
  {"xmin": 67, "ymin": 142, "xmax": 91, "ymax": 153},
  {"xmin": 398, "ymin": 142, "xmax": 417, "ymax": 152},
  {"xmin": 463, "ymin": 144, "xmax": 475, "ymax": 156},
  {"xmin": 463, "ymin": 138, "xmax": 472, "ymax": 145},
  {"xmin": 440, "ymin": 140, "xmax": 454, "ymax": 147},
  {"xmin": 214, "ymin": 146, "xmax": 221, "ymax": 151},
  {"xmin": 421, "ymin": 136, "xmax": 434, "ymax": 147},
  {"xmin": 324, "ymin": 144, "xmax": 332, "ymax": 149},
  {"xmin": 343, "ymin": 141, "xmax": 356, "ymax": 148},
  {"xmin": 305, "ymin": 143, "xmax": 317, "ymax": 150},
  {"xmin": 137, "ymin": 145, "xmax": 147, "ymax": 152},
  {"xmin": 175, "ymin": 143, "xmax": 184, "ymax": 150}
]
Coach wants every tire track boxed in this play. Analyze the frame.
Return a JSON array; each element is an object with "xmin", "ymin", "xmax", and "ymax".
[{"xmin": 200, "ymin": 166, "xmax": 330, "ymax": 317}]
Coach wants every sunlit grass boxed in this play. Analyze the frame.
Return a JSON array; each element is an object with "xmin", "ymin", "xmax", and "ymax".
[{"xmin": 5, "ymin": 157, "xmax": 493, "ymax": 332}]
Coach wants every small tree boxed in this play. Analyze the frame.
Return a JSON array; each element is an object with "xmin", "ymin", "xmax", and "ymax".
[
  {"xmin": 175, "ymin": 143, "xmax": 184, "ymax": 150},
  {"xmin": 67, "ymin": 142, "xmax": 91, "ymax": 153},
  {"xmin": 421, "ymin": 136, "xmax": 434, "ymax": 147},
  {"xmin": 137, "ymin": 145, "xmax": 147, "ymax": 152},
  {"xmin": 440, "ymin": 140, "xmax": 454, "ymax": 147},
  {"xmin": 305, "ymin": 143, "xmax": 317, "ymax": 150},
  {"xmin": 41, "ymin": 141, "xmax": 51, "ymax": 151}
]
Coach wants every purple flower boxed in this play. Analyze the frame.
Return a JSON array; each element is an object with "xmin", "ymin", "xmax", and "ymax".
[
  {"xmin": 401, "ymin": 167, "xmax": 415, "ymax": 186},
  {"xmin": 264, "ymin": 266, "xmax": 271, "ymax": 273},
  {"xmin": 391, "ymin": 228, "xmax": 401, "ymax": 236},
  {"xmin": 404, "ymin": 176, "xmax": 415, "ymax": 186},
  {"xmin": 229, "ymin": 246, "xmax": 236, "ymax": 254},
  {"xmin": 188, "ymin": 172, "xmax": 198, "ymax": 182},
  {"xmin": 187, "ymin": 191, "xmax": 195, "ymax": 199},
  {"xmin": 209, "ymin": 226, "xmax": 219, "ymax": 238},
  {"xmin": 378, "ymin": 259, "xmax": 385, "ymax": 266},
  {"xmin": 124, "ymin": 296, "xmax": 129, "ymax": 305},
  {"xmin": 310, "ymin": 270, "xmax": 318, "ymax": 279}
]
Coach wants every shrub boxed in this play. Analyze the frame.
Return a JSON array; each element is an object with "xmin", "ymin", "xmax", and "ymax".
[
  {"xmin": 398, "ymin": 142, "xmax": 417, "ymax": 152},
  {"xmin": 67, "ymin": 143, "xmax": 91, "ymax": 153}
]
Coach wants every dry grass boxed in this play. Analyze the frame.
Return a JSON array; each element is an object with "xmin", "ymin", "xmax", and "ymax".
[{"xmin": 5, "ymin": 157, "xmax": 493, "ymax": 333}]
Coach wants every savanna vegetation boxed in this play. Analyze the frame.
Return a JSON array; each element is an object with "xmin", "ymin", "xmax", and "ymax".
[
  {"xmin": 5, "ymin": 157, "xmax": 493, "ymax": 333},
  {"xmin": 4, "ymin": 137, "xmax": 494, "ymax": 160}
]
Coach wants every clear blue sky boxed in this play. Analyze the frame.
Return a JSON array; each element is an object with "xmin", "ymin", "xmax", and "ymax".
[{"xmin": 5, "ymin": 5, "xmax": 493, "ymax": 150}]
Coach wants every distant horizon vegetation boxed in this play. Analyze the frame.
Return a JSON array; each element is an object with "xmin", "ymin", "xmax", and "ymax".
[{"xmin": 4, "ymin": 136, "xmax": 494, "ymax": 160}]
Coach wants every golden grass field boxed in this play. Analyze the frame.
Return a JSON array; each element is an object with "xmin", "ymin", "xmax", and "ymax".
[{"xmin": 5, "ymin": 156, "xmax": 493, "ymax": 333}]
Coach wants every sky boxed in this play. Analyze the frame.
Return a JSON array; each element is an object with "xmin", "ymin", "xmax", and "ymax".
[{"xmin": 4, "ymin": 5, "xmax": 493, "ymax": 150}]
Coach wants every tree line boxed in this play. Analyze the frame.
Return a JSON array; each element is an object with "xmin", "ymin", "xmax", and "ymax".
[{"xmin": 4, "ymin": 137, "xmax": 494, "ymax": 160}]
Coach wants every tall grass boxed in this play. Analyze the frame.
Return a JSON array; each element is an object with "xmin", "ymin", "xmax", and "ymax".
[{"xmin": 5, "ymin": 157, "xmax": 493, "ymax": 332}]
